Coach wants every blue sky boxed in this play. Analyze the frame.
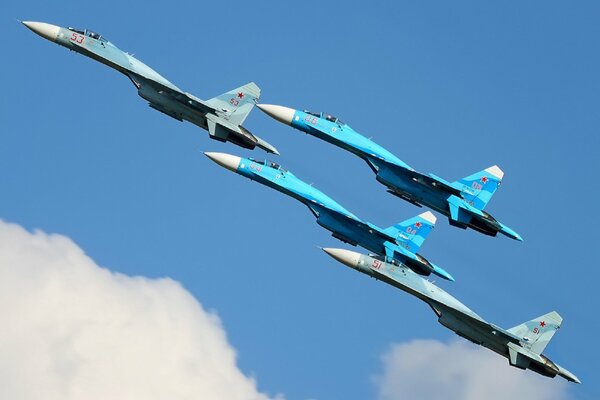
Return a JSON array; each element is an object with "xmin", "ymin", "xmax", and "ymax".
[{"xmin": 2, "ymin": 1, "xmax": 599, "ymax": 399}]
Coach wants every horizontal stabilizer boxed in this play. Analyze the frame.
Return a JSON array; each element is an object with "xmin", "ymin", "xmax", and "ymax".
[
  {"xmin": 447, "ymin": 197, "xmax": 472, "ymax": 226},
  {"xmin": 428, "ymin": 173, "xmax": 462, "ymax": 196},
  {"xmin": 206, "ymin": 114, "xmax": 279, "ymax": 154},
  {"xmin": 508, "ymin": 311, "xmax": 562, "ymax": 354},
  {"xmin": 454, "ymin": 165, "xmax": 504, "ymax": 211},
  {"xmin": 386, "ymin": 189, "xmax": 423, "ymax": 207},
  {"xmin": 205, "ymin": 82, "xmax": 261, "ymax": 126},
  {"xmin": 384, "ymin": 211, "xmax": 436, "ymax": 253},
  {"xmin": 206, "ymin": 114, "xmax": 254, "ymax": 146},
  {"xmin": 507, "ymin": 343, "xmax": 533, "ymax": 369}
]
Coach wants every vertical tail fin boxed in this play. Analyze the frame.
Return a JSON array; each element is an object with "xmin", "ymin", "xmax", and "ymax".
[
  {"xmin": 205, "ymin": 82, "xmax": 261, "ymax": 126},
  {"xmin": 383, "ymin": 211, "xmax": 436, "ymax": 253},
  {"xmin": 454, "ymin": 165, "xmax": 504, "ymax": 211},
  {"xmin": 507, "ymin": 311, "xmax": 562, "ymax": 354}
]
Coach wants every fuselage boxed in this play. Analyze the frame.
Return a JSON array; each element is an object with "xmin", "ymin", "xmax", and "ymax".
[
  {"xmin": 49, "ymin": 26, "xmax": 213, "ymax": 127},
  {"xmin": 344, "ymin": 250, "xmax": 508, "ymax": 353},
  {"xmin": 40, "ymin": 25, "xmax": 178, "ymax": 91},
  {"xmin": 289, "ymin": 110, "xmax": 461, "ymax": 216},
  {"xmin": 261, "ymin": 105, "xmax": 515, "ymax": 238},
  {"xmin": 234, "ymin": 157, "xmax": 390, "ymax": 254},
  {"xmin": 290, "ymin": 110, "xmax": 410, "ymax": 171}
]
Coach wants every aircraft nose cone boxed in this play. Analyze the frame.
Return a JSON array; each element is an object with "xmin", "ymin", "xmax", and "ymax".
[
  {"xmin": 322, "ymin": 248, "xmax": 361, "ymax": 269},
  {"xmin": 257, "ymin": 104, "xmax": 295, "ymax": 125},
  {"xmin": 204, "ymin": 152, "xmax": 241, "ymax": 172},
  {"xmin": 22, "ymin": 21, "xmax": 60, "ymax": 42}
]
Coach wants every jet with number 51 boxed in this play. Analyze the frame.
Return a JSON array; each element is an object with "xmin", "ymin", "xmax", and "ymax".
[
  {"xmin": 257, "ymin": 104, "xmax": 521, "ymax": 240},
  {"xmin": 205, "ymin": 152, "xmax": 455, "ymax": 282},
  {"xmin": 21, "ymin": 21, "xmax": 278, "ymax": 154},
  {"xmin": 322, "ymin": 247, "xmax": 580, "ymax": 383}
]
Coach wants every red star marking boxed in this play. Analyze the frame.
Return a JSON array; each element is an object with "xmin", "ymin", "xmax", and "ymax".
[
  {"xmin": 481, "ymin": 176, "xmax": 488, "ymax": 183},
  {"xmin": 415, "ymin": 222, "xmax": 422, "ymax": 228},
  {"xmin": 539, "ymin": 321, "xmax": 546, "ymax": 327},
  {"xmin": 237, "ymin": 92, "xmax": 244, "ymax": 99}
]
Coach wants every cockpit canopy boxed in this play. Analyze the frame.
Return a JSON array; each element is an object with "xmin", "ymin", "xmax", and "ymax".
[
  {"xmin": 68, "ymin": 27, "xmax": 107, "ymax": 42},
  {"xmin": 303, "ymin": 110, "xmax": 344, "ymax": 126},
  {"xmin": 248, "ymin": 158, "xmax": 288, "ymax": 172}
]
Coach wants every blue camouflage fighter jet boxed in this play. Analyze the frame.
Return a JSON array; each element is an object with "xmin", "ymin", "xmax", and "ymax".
[
  {"xmin": 205, "ymin": 152, "xmax": 454, "ymax": 281},
  {"xmin": 257, "ymin": 104, "xmax": 521, "ymax": 240},
  {"xmin": 21, "ymin": 21, "xmax": 278, "ymax": 154}
]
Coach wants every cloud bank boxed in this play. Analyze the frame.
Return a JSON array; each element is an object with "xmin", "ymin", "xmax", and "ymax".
[
  {"xmin": 0, "ymin": 218, "xmax": 576, "ymax": 400},
  {"xmin": 375, "ymin": 339, "xmax": 570, "ymax": 400},
  {"xmin": 0, "ymin": 220, "xmax": 276, "ymax": 400}
]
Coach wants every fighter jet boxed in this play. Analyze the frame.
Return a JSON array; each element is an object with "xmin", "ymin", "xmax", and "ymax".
[
  {"xmin": 21, "ymin": 21, "xmax": 278, "ymax": 154},
  {"xmin": 257, "ymin": 104, "xmax": 521, "ymax": 240},
  {"xmin": 323, "ymin": 247, "xmax": 580, "ymax": 383},
  {"xmin": 205, "ymin": 152, "xmax": 454, "ymax": 281}
]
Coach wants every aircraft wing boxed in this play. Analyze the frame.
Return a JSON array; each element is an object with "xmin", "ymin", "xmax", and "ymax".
[
  {"xmin": 361, "ymin": 220, "xmax": 398, "ymax": 242},
  {"xmin": 426, "ymin": 173, "xmax": 463, "ymax": 196},
  {"xmin": 378, "ymin": 160, "xmax": 463, "ymax": 197},
  {"xmin": 63, "ymin": 39, "xmax": 213, "ymax": 114},
  {"xmin": 309, "ymin": 204, "xmax": 397, "ymax": 243},
  {"xmin": 407, "ymin": 170, "xmax": 462, "ymax": 197},
  {"xmin": 431, "ymin": 301, "xmax": 520, "ymax": 345},
  {"xmin": 128, "ymin": 73, "xmax": 214, "ymax": 113}
]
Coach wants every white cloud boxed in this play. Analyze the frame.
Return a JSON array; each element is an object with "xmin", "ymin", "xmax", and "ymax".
[
  {"xmin": 374, "ymin": 339, "xmax": 570, "ymax": 400},
  {"xmin": 0, "ymin": 220, "xmax": 280, "ymax": 400}
]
